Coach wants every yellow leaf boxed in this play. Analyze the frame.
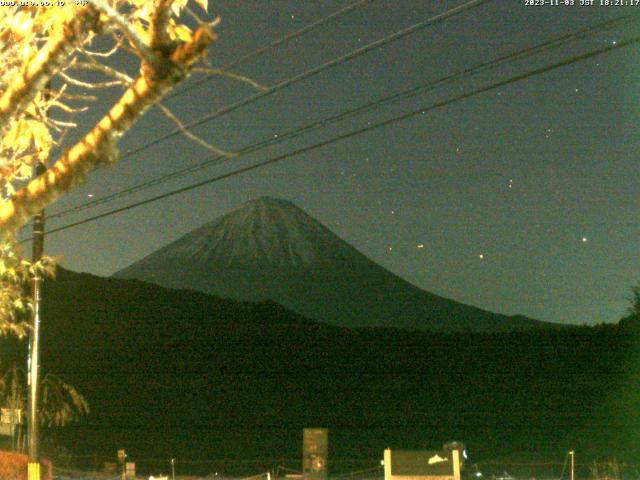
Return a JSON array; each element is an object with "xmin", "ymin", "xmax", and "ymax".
[
  {"xmin": 130, "ymin": 18, "xmax": 150, "ymax": 47},
  {"xmin": 173, "ymin": 24, "xmax": 193, "ymax": 42},
  {"xmin": 27, "ymin": 120, "xmax": 52, "ymax": 160},
  {"xmin": 16, "ymin": 163, "xmax": 33, "ymax": 180},
  {"xmin": 194, "ymin": 0, "xmax": 208, "ymax": 12},
  {"xmin": 133, "ymin": 3, "xmax": 150, "ymax": 20},
  {"xmin": 4, "ymin": 120, "xmax": 32, "ymax": 155},
  {"xmin": 171, "ymin": 0, "xmax": 189, "ymax": 16}
]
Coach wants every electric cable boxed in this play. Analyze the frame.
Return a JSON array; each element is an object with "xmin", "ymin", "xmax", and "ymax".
[
  {"xmin": 28, "ymin": 32, "xmax": 640, "ymax": 241},
  {"xmin": 121, "ymin": 0, "xmax": 492, "ymax": 159},
  {"xmin": 165, "ymin": 0, "xmax": 373, "ymax": 101},
  {"xmin": 46, "ymin": 11, "xmax": 639, "ymax": 221}
]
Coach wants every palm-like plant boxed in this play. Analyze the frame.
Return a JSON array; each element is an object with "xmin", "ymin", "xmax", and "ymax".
[{"xmin": 0, "ymin": 366, "xmax": 89, "ymax": 427}]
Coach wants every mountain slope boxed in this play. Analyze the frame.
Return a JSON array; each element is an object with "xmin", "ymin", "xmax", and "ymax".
[{"xmin": 114, "ymin": 197, "xmax": 554, "ymax": 332}]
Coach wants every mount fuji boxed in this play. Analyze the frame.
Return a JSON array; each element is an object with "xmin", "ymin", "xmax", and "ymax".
[{"xmin": 114, "ymin": 196, "xmax": 556, "ymax": 332}]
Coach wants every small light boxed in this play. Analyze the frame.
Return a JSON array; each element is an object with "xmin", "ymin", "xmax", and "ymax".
[
  {"xmin": 582, "ymin": 237, "xmax": 588, "ymax": 243},
  {"xmin": 479, "ymin": 254, "xmax": 484, "ymax": 259},
  {"xmin": 417, "ymin": 244, "xmax": 424, "ymax": 249}
]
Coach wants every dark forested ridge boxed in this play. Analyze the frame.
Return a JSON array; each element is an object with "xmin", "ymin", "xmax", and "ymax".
[{"xmin": 5, "ymin": 267, "xmax": 638, "ymax": 473}]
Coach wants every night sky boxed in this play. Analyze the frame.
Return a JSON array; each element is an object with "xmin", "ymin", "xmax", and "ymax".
[{"xmin": 27, "ymin": 1, "xmax": 640, "ymax": 326}]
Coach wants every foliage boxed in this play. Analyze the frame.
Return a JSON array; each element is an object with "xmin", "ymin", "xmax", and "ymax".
[
  {"xmin": 32, "ymin": 267, "xmax": 640, "ymax": 464},
  {"xmin": 626, "ymin": 283, "xmax": 640, "ymax": 321},
  {"xmin": 0, "ymin": 366, "xmax": 89, "ymax": 427},
  {"xmin": 0, "ymin": 0, "xmax": 214, "ymax": 335},
  {"xmin": 591, "ymin": 460, "xmax": 622, "ymax": 480},
  {"xmin": 617, "ymin": 282, "xmax": 640, "ymax": 330}
]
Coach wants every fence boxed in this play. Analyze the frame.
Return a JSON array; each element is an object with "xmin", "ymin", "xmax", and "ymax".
[{"xmin": 47, "ymin": 455, "xmax": 640, "ymax": 480}]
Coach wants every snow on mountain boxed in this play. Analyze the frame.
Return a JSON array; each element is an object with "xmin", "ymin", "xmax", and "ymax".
[
  {"xmin": 114, "ymin": 196, "xmax": 556, "ymax": 332},
  {"xmin": 153, "ymin": 197, "xmax": 351, "ymax": 268}
]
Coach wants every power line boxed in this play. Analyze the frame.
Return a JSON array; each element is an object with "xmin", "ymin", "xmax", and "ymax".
[
  {"xmin": 121, "ymin": 0, "xmax": 491, "ymax": 159},
  {"xmin": 47, "ymin": 12, "xmax": 639, "ymax": 221},
  {"xmin": 31, "ymin": 33, "xmax": 640, "ymax": 240},
  {"xmin": 165, "ymin": 0, "xmax": 373, "ymax": 101}
]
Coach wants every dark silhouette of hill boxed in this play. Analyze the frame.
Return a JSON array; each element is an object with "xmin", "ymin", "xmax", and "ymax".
[
  {"xmin": 10, "ymin": 267, "xmax": 634, "ymax": 474},
  {"xmin": 114, "ymin": 197, "xmax": 557, "ymax": 333}
]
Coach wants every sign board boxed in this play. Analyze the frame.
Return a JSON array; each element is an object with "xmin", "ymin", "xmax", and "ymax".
[
  {"xmin": 303, "ymin": 428, "xmax": 328, "ymax": 480},
  {"xmin": 384, "ymin": 448, "xmax": 462, "ymax": 480},
  {"xmin": 1, "ymin": 408, "xmax": 21, "ymax": 425}
]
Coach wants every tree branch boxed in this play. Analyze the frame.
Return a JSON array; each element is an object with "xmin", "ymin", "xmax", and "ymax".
[
  {"xmin": 72, "ymin": 60, "xmax": 134, "ymax": 84},
  {"xmin": 0, "ymin": 7, "xmax": 99, "ymax": 140},
  {"xmin": 87, "ymin": 0, "xmax": 156, "ymax": 65},
  {"xmin": 0, "ymin": 26, "xmax": 215, "ymax": 238},
  {"xmin": 192, "ymin": 67, "xmax": 268, "ymax": 92},
  {"xmin": 156, "ymin": 102, "xmax": 234, "ymax": 157},
  {"xmin": 59, "ymin": 72, "xmax": 125, "ymax": 90},
  {"xmin": 151, "ymin": 0, "xmax": 177, "ymax": 50}
]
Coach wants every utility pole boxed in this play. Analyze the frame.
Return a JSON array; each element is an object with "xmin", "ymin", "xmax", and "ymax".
[
  {"xmin": 28, "ymin": 161, "xmax": 46, "ymax": 480},
  {"xmin": 569, "ymin": 450, "xmax": 575, "ymax": 480}
]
